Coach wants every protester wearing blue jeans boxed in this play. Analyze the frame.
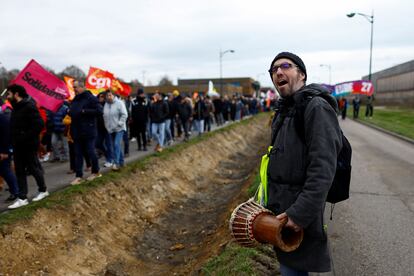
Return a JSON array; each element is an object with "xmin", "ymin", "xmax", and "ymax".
[
  {"xmin": 111, "ymin": 130, "xmax": 125, "ymax": 170},
  {"xmin": 193, "ymin": 94, "xmax": 207, "ymax": 136},
  {"xmin": 96, "ymin": 92, "xmax": 114, "ymax": 167},
  {"xmin": 152, "ymin": 122, "xmax": 165, "ymax": 150},
  {"xmin": 194, "ymin": 119, "xmax": 204, "ymax": 135},
  {"xmin": 103, "ymin": 90, "xmax": 128, "ymax": 171},
  {"xmin": 149, "ymin": 93, "xmax": 169, "ymax": 152},
  {"xmin": 0, "ymin": 156, "xmax": 19, "ymax": 199},
  {"xmin": 164, "ymin": 118, "xmax": 172, "ymax": 144}
]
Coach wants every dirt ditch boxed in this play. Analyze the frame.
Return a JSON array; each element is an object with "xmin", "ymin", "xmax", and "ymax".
[{"xmin": 0, "ymin": 116, "xmax": 270, "ymax": 275}]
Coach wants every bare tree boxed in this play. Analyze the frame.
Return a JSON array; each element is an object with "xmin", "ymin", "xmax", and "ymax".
[
  {"xmin": 0, "ymin": 68, "xmax": 19, "ymax": 92},
  {"xmin": 158, "ymin": 75, "xmax": 173, "ymax": 86},
  {"xmin": 0, "ymin": 67, "xmax": 7, "ymax": 78},
  {"xmin": 130, "ymin": 79, "xmax": 143, "ymax": 87},
  {"xmin": 0, "ymin": 66, "xmax": 8, "ymax": 92},
  {"xmin": 7, "ymin": 69, "xmax": 19, "ymax": 80},
  {"xmin": 130, "ymin": 78, "xmax": 144, "ymax": 95},
  {"xmin": 58, "ymin": 65, "xmax": 86, "ymax": 80}
]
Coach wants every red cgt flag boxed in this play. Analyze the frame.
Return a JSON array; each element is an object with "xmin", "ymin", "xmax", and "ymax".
[
  {"xmin": 85, "ymin": 67, "xmax": 115, "ymax": 94},
  {"xmin": 111, "ymin": 79, "xmax": 131, "ymax": 97}
]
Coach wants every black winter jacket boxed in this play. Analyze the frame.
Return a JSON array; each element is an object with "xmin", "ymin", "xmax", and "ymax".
[
  {"xmin": 131, "ymin": 98, "xmax": 149, "ymax": 126},
  {"xmin": 69, "ymin": 90, "xmax": 102, "ymax": 139},
  {"xmin": 167, "ymin": 100, "xmax": 176, "ymax": 119},
  {"xmin": 267, "ymin": 84, "xmax": 342, "ymax": 272},
  {"xmin": 193, "ymin": 100, "xmax": 207, "ymax": 120},
  {"xmin": 212, "ymin": 98, "xmax": 223, "ymax": 114},
  {"xmin": 149, "ymin": 100, "xmax": 169, "ymax": 124},
  {"xmin": 10, "ymin": 98, "xmax": 44, "ymax": 151},
  {"xmin": 177, "ymin": 101, "xmax": 192, "ymax": 121}
]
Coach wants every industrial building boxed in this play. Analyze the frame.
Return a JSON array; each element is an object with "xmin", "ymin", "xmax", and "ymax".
[
  {"xmin": 143, "ymin": 77, "xmax": 256, "ymax": 96},
  {"xmin": 364, "ymin": 60, "xmax": 414, "ymax": 107}
]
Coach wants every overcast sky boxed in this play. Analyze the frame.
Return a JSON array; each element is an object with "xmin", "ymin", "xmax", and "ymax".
[{"xmin": 1, "ymin": 0, "xmax": 413, "ymax": 88}]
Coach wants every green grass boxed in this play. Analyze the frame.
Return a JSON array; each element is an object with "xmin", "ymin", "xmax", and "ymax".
[
  {"xmin": 349, "ymin": 106, "xmax": 414, "ymax": 140},
  {"xmin": 200, "ymin": 243, "xmax": 260, "ymax": 276},
  {"xmin": 0, "ymin": 114, "xmax": 267, "ymax": 229}
]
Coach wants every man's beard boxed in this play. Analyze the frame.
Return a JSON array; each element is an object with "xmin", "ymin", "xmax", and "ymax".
[{"xmin": 276, "ymin": 76, "xmax": 303, "ymax": 98}]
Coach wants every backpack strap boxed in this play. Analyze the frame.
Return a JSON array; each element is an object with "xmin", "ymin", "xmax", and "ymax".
[
  {"xmin": 293, "ymin": 94, "xmax": 314, "ymax": 144},
  {"xmin": 269, "ymin": 99, "xmax": 291, "ymax": 150},
  {"xmin": 293, "ymin": 91, "xmax": 333, "ymax": 143}
]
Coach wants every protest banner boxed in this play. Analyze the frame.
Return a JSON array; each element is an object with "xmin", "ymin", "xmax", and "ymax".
[
  {"xmin": 333, "ymin": 80, "xmax": 374, "ymax": 97},
  {"xmin": 11, "ymin": 59, "xmax": 69, "ymax": 112}
]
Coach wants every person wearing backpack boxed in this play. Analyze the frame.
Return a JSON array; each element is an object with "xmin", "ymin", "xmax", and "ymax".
[{"xmin": 265, "ymin": 52, "xmax": 343, "ymax": 275}]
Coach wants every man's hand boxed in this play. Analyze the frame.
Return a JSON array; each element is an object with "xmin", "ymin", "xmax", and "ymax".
[{"xmin": 276, "ymin": 212, "xmax": 302, "ymax": 232}]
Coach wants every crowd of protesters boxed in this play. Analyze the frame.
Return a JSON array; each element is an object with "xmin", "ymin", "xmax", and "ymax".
[{"xmin": 0, "ymin": 81, "xmax": 274, "ymax": 210}]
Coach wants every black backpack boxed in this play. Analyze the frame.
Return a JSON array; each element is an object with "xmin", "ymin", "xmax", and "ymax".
[{"xmin": 294, "ymin": 93, "xmax": 352, "ymax": 205}]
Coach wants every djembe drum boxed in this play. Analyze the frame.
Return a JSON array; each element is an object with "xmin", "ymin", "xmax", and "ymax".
[{"xmin": 229, "ymin": 199, "xmax": 304, "ymax": 252}]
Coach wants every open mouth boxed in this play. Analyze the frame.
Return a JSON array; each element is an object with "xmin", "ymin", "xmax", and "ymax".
[{"xmin": 278, "ymin": 80, "xmax": 288, "ymax": 87}]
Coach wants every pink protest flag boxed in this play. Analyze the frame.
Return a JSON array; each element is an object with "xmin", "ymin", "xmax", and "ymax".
[{"xmin": 11, "ymin": 59, "xmax": 69, "ymax": 112}]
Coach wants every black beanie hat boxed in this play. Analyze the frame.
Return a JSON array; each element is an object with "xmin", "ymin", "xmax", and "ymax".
[
  {"xmin": 137, "ymin": 88, "xmax": 144, "ymax": 95},
  {"xmin": 270, "ymin": 52, "xmax": 307, "ymax": 81}
]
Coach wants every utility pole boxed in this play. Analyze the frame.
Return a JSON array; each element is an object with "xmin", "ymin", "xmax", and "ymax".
[
  {"xmin": 347, "ymin": 11, "xmax": 374, "ymax": 81},
  {"xmin": 219, "ymin": 49, "xmax": 235, "ymax": 95}
]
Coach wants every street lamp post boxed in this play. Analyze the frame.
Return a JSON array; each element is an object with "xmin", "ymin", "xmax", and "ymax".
[
  {"xmin": 347, "ymin": 11, "xmax": 374, "ymax": 81},
  {"xmin": 319, "ymin": 64, "xmax": 332, "ymax": 84},
  {"xmin": 219, "ymin": 49, "xmax": 235, "ymax": 94},
  {"xmin": 142, "ymin": 70, "xmax": 146, "ymax": 87}
]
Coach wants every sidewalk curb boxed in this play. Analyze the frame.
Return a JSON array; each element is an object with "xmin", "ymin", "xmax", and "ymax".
[{"xmin": 351, "ymin": 118, "xmax": 414, "ymax": 145}]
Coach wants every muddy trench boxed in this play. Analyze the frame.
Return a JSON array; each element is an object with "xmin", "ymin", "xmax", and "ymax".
[{"xmin": 0, "ymin": 116, "xmax": 270, "ymax": 275}]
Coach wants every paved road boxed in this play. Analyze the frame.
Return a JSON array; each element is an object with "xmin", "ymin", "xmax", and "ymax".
[{"xmin": 321, "ymin": 119, "xmax": 414, "ymax": 275}]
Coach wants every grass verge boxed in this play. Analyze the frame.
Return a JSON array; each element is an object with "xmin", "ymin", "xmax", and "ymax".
[
  {"xmin": 200, "ymin": 242, "xmax": 262, "ymax": 276},
  {"xmin": 347, "ymin": 106, "xmax": 414, "ymax": 140}
]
